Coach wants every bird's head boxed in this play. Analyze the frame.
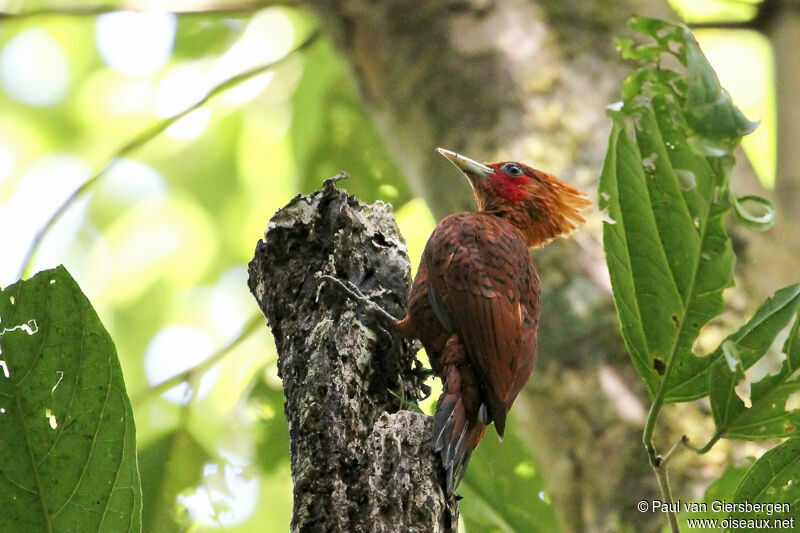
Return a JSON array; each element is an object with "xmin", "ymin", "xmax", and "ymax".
[{"xmin": 437, "ymin": 147, "xmax": 591, "ymax": 247}]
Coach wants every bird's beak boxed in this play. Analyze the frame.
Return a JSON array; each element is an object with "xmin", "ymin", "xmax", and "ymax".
[{"xmin": 436, "ymin": 148, "xmax": 492, "ymax": 186}]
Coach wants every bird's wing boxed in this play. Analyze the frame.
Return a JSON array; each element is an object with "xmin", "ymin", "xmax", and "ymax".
[{"xmin": 424, "ymin": 213, "xmax": 540, "ymax": 438}]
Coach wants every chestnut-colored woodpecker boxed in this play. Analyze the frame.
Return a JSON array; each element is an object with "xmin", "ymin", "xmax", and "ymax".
[{"xmin": 324, "ymin": 148, "xmax": 590, "ymax": 494}]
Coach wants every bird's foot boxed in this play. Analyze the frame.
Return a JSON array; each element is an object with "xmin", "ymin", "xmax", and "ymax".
[
  {"xmin": 419, "ymin": 367, "xmax": 435, "ymax": 378},
  {"xmin": 418, "ymin": 382, "xmax": 432, "ymax": 401},
  {"xmin": 316, "ymin": 274, "xmax": 400, "ymax": 327}
]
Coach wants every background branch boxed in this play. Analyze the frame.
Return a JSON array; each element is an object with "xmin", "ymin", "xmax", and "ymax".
[
  {"xmin": 18, "ymin": 29, "xmax": 320, "ymax": 279},
  {"xmin": 132, "ymin": 313, "xmax": 264, "ymax": 407},
  {"xmin": 0, "ymin": 1, "xmax": 288, "ymax": 20}
]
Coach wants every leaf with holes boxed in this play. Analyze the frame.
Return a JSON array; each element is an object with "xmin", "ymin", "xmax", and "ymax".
[
  {"xmin": 710, "ymin": 292, "xmax": 800, "ymax": 440},
  {"xmin": 0, "ymin": 266, "xmax": 141, "ymax": 532},
  {"xmin": 687, "ymin": 285, "xmax": 800, "ymax": 406},
  {"xmin": 599, "ymin": 17, "xmax": 775, "ymax": 403}
]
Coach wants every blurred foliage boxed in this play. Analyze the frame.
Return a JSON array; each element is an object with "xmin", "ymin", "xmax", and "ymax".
[
  {"xmin": 668, "ymin": 0, "xmax": 762, "ymax": 24},
  {"xmin": 139, "ymin": 428, "xmax": 210, "ymax": 532},
  {"xmin": 460, "ymin": 429, "xmax": 560, "ymax": 533},
  {"xmin": 679, "ymin": 460, "xmax": 752, "ymax": 528},
  {"xmin": 248, "ymin": 369, "xmax": 289, "ymax": 475},
  {"xmin": 0, "ymin": 3, "xmax": 447, "ymax": 531}
]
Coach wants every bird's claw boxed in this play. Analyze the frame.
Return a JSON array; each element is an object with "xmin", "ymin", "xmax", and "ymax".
[
  {"xmin": 419, "ymin": 367, "xmax": 435, "ymax": 378},
  {"xmin": 418, "ymin": 382, "xmax": 432, "ymax": 401},
  {"xmin": 316, "ymin": 273, "xmax": 400, "ymax": 327}
]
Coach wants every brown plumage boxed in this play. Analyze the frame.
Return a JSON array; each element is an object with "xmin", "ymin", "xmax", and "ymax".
[{"xmin": 395, "ymin": 148, "xmax": 591, "ymax": 494}]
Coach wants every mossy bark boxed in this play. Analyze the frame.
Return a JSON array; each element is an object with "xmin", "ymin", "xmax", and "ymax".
[{"xmin": 248, "ymin": 176, "xmax": 458, "ymax": 532}]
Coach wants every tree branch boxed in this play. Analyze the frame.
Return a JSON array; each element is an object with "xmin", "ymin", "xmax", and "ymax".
[
  {"xmin": 131, "ymin": 313, "xmax": 264, "ymax": 407},
  {"xmin": 0, "ymin": 1, "xmax": 289, "ymax": 20},
  {"xmin": 247, "ymin": 175, "xmax": 458, "ymax": 532},
  {"xmin": 687, "ymin": 20, "xmax": 757, "ymax": 30}
]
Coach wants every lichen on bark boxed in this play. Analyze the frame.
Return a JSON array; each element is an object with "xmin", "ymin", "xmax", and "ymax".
[{"xmin": 248, "ymin": 175, "xmax": 457, "ymax": 531}]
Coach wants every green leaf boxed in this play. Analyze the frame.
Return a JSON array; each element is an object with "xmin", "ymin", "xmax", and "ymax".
[
  {"xmin": 599, "ymin": 106, "xmax": 734, "ymax": 399},
  {"xmin": 709, "ymin": 342, "xmax": 746, "ymax": 433},
  {"xmin": 627, "ymin": 17, "xmax": 686, "ymax": 66},
  {"xmin": 621, "ymin": 17, "xmax": 758, "ymax": 140},
  {"xmin": 599, "ymin": 123, "xmax": 685, "ymax": 396},
  {"xmin": 706, "ymin": 461, "xmax": 752, "ymax": 505},
  {"xmin": 172, "ymin": 17, "xmax": 244, "ymax": 59},
  {"xmin": 680, "ymin": 286, "xmax": 800, "ymax": 404},
  {"xmin": 460, "ymin": 429, "xmax": 560, "ymax": 533},
  {"xmin": 600, "ymin": 16, "xmax": 775, "ymax": 402},
  {"xmin": 731, "ymin": 438, "xmax": 800, "ymax": 526},
  {"xmin": 0, "ymin": 266, "xmax": 141, "ymax": 532},
  {"xmin": 248, "ymin": 373, "xmax": 290, "ymax": 475},
  {"xmin": 684, "ymin": 30, "xmax": 759, "ymax": 140},
  {"xmin": 139, "ymin": 429, "xmax": 209, "ymax": 532},
  {"xmin": 629, "ymin": 16, "xmax": 685, "ymax": 50},
  {"xmin": 709, "ymin": 294, "xmax": 800, "ymax": 439},
  {"xmin": 679, "ymin": 461, "xmax": 752, "ymax": 528}
]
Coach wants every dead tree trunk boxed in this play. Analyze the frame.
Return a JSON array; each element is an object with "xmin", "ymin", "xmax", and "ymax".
[{"xmin": 247, "ymin": 175, "xmax": 458, "ymax": 532}]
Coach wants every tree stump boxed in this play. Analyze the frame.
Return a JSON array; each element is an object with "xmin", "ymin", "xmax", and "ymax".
[{"xmin": 248, "ymin": 175, "xmax": 458, "ymax": 532}]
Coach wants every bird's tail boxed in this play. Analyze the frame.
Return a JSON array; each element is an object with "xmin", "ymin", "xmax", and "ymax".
[{"xmin": 433, "ymin": 355, "xmax": 487, "ymax": 495}]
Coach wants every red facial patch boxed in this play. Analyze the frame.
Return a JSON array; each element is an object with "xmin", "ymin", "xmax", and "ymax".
[{"xmin": 488, "ymin": 167, "xmax": 527, "ymax": 203}]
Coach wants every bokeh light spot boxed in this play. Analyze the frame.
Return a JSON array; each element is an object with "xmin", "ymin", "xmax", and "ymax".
[
  {"xmin": 0, "ymin": 143, "xmax": 16, "ymax": 184},
  {"xmin": 108, "ymin": 78, "xmax": 156, "ymax": 115},
  {"xmin": 178, "ymin": 449, "xmax": 259, "ymax": 527},
  {"xmin": 213, "ymin": 8, "xmax": 294, "ymax": 104},
  {"xmin": 100, "ymin": 158, "xmax": 167, "ymax": 202},
  {"xmin": 96, "ymin": 10, "xmax": 176, "ymax": 76},
  {"xmin": 0, "ymin": 29, "xmax": 69, "ymax": 106},
  {"xmin": 166, "ymin": 109, "xmax": 211, "ymax": 140},
  {"xmin": 156, "ymin": 64, "xmax": 210, "ymax": 139},
  {"xmin": 0, "ymin": 155, "xmax": 89, "ymax": 286},
  {"xmin": 208, "ymin": 268, "xmax": 250, "ymax": 339},
  {"xmin": 90, "ymin": 195, "xmax": 219, "ymax": 304},
  {"xmin": 144, "ymin": 325, "xmax": 217, "ymax": 404}
]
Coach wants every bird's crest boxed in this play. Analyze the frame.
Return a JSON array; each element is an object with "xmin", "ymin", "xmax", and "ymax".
[{"xmin": 483, "ymin": 162, "xmax": 592, "ymax": 247}]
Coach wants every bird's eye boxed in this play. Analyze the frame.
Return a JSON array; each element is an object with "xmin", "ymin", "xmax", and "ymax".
[{"xmin": 502, "ymin": 163, "xmax": 524, "ymax": 177}]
